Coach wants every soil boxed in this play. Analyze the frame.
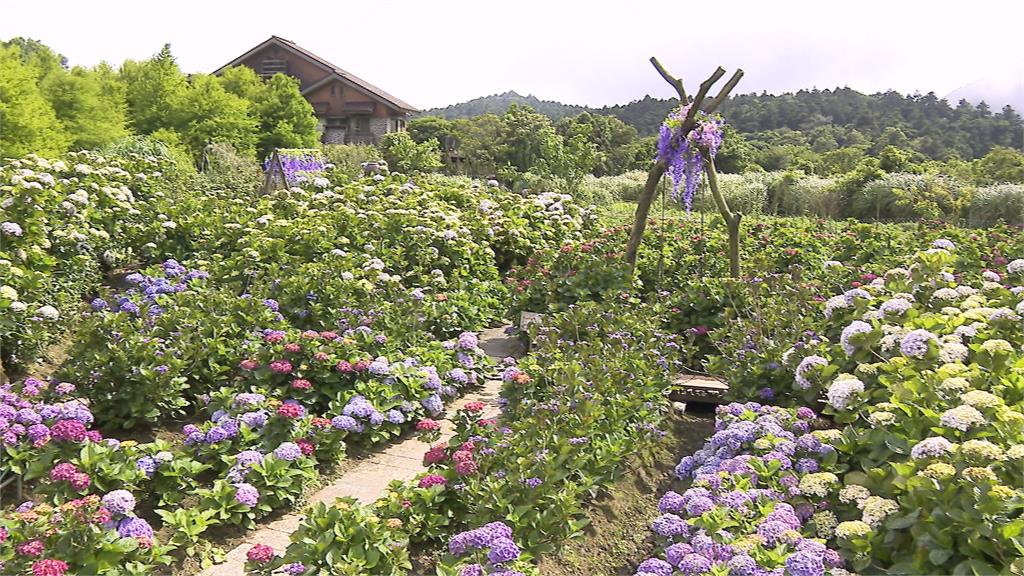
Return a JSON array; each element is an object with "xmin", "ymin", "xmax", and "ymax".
[{"xmin": 537, "ymin": 405, "xmax": 715, "ymax": 576}]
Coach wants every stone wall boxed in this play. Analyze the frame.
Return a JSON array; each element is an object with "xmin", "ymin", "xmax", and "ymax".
[
  {"xmin": 322, "ymin": 128, "xmax": 346, "ymax": 145},
  {"xmin": 369, "ymin": 118, "xmax": 390, "ymax": 141}
]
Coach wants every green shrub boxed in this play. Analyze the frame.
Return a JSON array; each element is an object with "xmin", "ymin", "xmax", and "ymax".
[
  {"xmin": 198, "ymin": 141, "xmax": 261, "ymax": 193},
  {"xmin": 577, "ymin": 170, "xmax": 647, "ymax": 204},
  {"xmin": 967, "ymin": 183, "xmax": 1024, "ymax": 227},
  {"xmin": 322, "ymin": 143, "xmax": 380, "ymax": 181},
  {"xmin": 378, "ymin": 132, "xmax": 442, "ymax": 173}
]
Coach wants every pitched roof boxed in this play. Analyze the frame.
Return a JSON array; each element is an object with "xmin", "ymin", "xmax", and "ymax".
[{"xmin": 215, "ymin": 36, "xmax": 418, "ymax": 113}]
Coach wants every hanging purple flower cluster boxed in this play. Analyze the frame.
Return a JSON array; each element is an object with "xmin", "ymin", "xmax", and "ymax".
[
  {"xmin": 265, "ymin": 149, "xmax": 327, "ymax": 185},
  {"xmin": 656, "ymin": 104, "xmax": 724, "ymax": 211}
]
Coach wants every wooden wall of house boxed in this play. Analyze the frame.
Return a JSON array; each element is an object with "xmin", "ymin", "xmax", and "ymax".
[
  {"xmin": 305, "ymin": 81, "xmax": 399, "ymax": 119},
  {"xmin": 236, "ymin": 45, "xmax": 328, "ymax": 90}
]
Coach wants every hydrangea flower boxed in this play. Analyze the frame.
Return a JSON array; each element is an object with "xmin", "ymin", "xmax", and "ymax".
[
  {"xmin": 101, "ymin": 490, "xmax": 135, "ymax": 516},
  {"xmin": 795, "ymin": 355, "xmax": 828, "ymax": 389},
  {"xmin": 273, "ymin": 442, "xmax": 303, "ymax": 462},
  {"xmin": 840, "ymin": 321, "xmax": 872, "ymax": 356},
  {"xmin": 234, "ymin": 483, "xmax": 260, "ymax": 506},
  {"xmin": 939, "ymin": 404, "xmax": 986, "ymax": 431},
  {"xmin": 899, "ymin": 329, "xmax": 936, "ymax": 359}
]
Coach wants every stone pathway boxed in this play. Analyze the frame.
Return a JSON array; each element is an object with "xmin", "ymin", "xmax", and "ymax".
[{"xmin": 201, "ymin": 326, "xmax": 522, "ymax": 576}]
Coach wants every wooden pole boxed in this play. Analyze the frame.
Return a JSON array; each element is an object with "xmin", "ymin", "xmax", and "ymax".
[{"xmin": 624, "ymin": 60, "xmax": 744, "ymax": 273}]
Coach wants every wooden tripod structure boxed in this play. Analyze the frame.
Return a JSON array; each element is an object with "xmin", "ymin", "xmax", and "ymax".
[{"xmin": 624, "ymin": 58, "xmax": 745, "ymax": 278}]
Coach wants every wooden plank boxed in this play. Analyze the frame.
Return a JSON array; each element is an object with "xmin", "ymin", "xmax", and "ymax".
[{"xmin": 671, "ymin": 374, "xmax": 728, "ymax": 404}]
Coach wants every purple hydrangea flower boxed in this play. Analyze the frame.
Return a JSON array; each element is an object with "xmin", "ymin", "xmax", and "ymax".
[
  {"xmin": 102, "ymin": 490, "xmax": 136, "ymax": 516},
  {"xmin": 651, "ymin": 513, "xmax": 689, "ymax": 537},
  {"xmin": 637, "ymin": 558, "xmax": 674, "ymax": 576},
  {"xmin": 117, "ymin": 517, "xmax": 153, "ymax": 538},
  {"xmin": 273, "ymin": 442, "xmax": 302, "ymax": 462},
  {"xmin": 234, "ymin": 483, "xmax": 260, "ymax": 506},
  {"xmin": 487, "ymin": 537, "xmax": 520, "ymax": 564},
  {"xmin": 900, "ymin": 329, "xmax": 937, "ymax": 359},
  {"xmin": 785, "ymin": 550, "xmax": 825, "ymax": 576}
]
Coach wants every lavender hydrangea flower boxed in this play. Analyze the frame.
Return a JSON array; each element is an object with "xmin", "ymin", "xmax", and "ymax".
[
  {"xmin": 795, "ymin": 355, "xmax": 828, "ymax": 390},
  {"xmin": 785, "ymin": 550, "xmax": 825, "ymax": 576},
  {"xmin": 486, "ymin": 537, "xmax": 520, "ymax": 564},
  {"xmin": 102, "ymin": 490, "xmax": 136, "ymax": 516},
  {"xmin": 677, "ymin": 554, "xmax": 712, "ymax": 576},
  {"xmin": 331, "ymin": 415, "xmax": 358, "ymax": 431},
  {"xmin": 651, "ymin": 513, "xmax": 689, "ymax": 537},
  {"xmin": 900, "ymin": 329, "xmax": 936, "ymax": 359},
  {"xmin": 117, "ymin": 517, "xmax": 153, "ymax": 538},
  {"xmin": 273, "ymin": 442, "xmax": 302, "ymax": 462},
  {"xmin": 234, "ymin": 483, "xmax": 260, "ymax": 506},
  {"xmin": 840, "ymin": 321, "xmax": 872, "ymax": 356},
  {"xmin": 637, "ymin": 558, "xmax": 675, "ymax": 576}
]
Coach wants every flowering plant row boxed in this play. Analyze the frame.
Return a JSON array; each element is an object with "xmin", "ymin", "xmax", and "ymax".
[
  {"xmin": 634, "ymin": 402, "xmax": 852, "ymax": 576},
  {"xmin": 243, "ymin": 300, "xmax": 683, "ymax": 573},
  {"xmin": 0, "ymin": 151, "xmax": 183, "ymax": 368},
  {"xmin": 783, "ymin": 244, "xmax": 1024, "ymax": 573}
]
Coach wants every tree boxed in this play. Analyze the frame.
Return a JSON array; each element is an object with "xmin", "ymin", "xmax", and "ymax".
[
  {"xmin": 973, "ymin": 146, "xmax": 1024, "ymax": 184},
  {"xmin": 451, "ymin": 114, "xmax": 501, "ymax": 176},
  {"xmin": 218, "ymin": 67, "xmax": 319, "ymax": 158},
  {"xmin": 218, "ymin": 66, "xmax": 265, "ymax": 102},
  {"xmin": 407, "ymin": 116, "xmax": 458, "ymax": 150},
  {"xmin": 714, "ymin": 124, "xmax": 756, "ymax": 173},
  {"xmin": 542, "ymin": 118, "xmax": 598, "ymax": 192},
  {"xmin": 497, "ymin": 104, "xmax": 560, "ymax": 173},
  {"xmin": 252, "ymin": 74, "xmax": 320, "ymax": 157},
  {"xmin": 173, "ymin": 74, "xmax": 257, "ymax": 159},
  {"xmin": 41, "ymin": 65, "xmax": 129, "ymax": 150},
  {"xmin": 2, "ymin": 38, "xmax": 66, "ymax": 80},
  {"xmin": 378, "ymin": 131, "xmax": 442, "ymax": 173},
  {"xmin": 556, "ymin": 112, "xmax": 638, "ymax": 176},
  {"xmin": 121, "ymin": 44, "xmax": 188, "ymax": 135},
  {"xmin": 0, "ymin": 45, "xmax": 70, "ymax": 157}
]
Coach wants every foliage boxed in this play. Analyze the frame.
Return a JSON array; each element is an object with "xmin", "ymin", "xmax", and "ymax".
[
  {"xmin": 0, "ymin": 45, "xmax": 70, "ymax": 157},
  {"xmin": 120, "ymin": 44, "xmax": 189, "ymax": 137},
  {"xmin": 322, "ymin": 144, "xmax": 381, "ymax": 180},
  {"xmin": 378, "ymin": 132, "xmax": 443, "ymax": 173}
]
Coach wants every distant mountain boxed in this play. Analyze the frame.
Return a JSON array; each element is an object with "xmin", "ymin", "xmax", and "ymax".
[
  {"xmin": 946, "ymin": 73, "xmax": 1024, "ymax": 115},
  {"xmin": 420, "ymin": 87, "xmax": 1024, "ymax": 160},
  {"xmin": 420, "ymin": 91, "xmax": 588, "ymax": 121}
]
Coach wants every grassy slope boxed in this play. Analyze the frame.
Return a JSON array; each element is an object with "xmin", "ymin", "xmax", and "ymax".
[{"xmin": 539, "ymin": 409, "xmax": 715, "ymax": 575}]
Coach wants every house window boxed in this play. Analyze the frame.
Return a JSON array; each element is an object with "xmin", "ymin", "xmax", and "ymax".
[
  {"xmin": 395, "ymin": 119, "xmax": 406, "ymax": 131},
  {"xmin": 260, "ymin": 59, "xmax": 287, "ymax": 77},
  {"xmin": 330, "ymin": 85, "xmax": 336, "ymax": 95},
  {"xmin": 353, "ymin": 117, "xmax": 369, "ymax": 133}
]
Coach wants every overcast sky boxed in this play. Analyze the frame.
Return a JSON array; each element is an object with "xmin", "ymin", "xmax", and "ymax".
[{"xmin": 3, "ymin": 0, "xmax": 1022, "ymax": 110}]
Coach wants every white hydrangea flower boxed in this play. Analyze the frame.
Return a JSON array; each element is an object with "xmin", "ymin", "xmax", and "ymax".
[
  {"xmin": 10, "ymin": 302, "xmax": 26, "ymax": 312},
  {"xmin": 860, "ymin": 496, "xmax": 899, "ymax": 527},
  {"xmin": 826, "ymin": 374, "xmax": 864, "ymax": 410},
  {"xmin": 36, "ymin": 305, "xmax": 59, "ymax": 321},
  {"xmin": 839, "ymin": 484, "xmax": 871, "ymax": 505},
  {"xmin": 939, "ymin": 404, "xmax": 986, "ymax": 431}
]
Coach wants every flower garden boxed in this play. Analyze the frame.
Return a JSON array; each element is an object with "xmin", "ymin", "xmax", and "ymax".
[{"xmin": 1, "ymin": 111, "xmax": 1024, "ymax": 576}]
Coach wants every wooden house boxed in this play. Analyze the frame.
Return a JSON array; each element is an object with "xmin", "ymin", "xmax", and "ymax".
[{"xmin": 215, "ymin": 36, "xmax": 418, "ymax": 145}]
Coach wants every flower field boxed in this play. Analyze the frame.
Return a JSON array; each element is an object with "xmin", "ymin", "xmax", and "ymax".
[{"xmin": 1, "ymin": 144, "xmax": 1023, "ymax": 576}]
